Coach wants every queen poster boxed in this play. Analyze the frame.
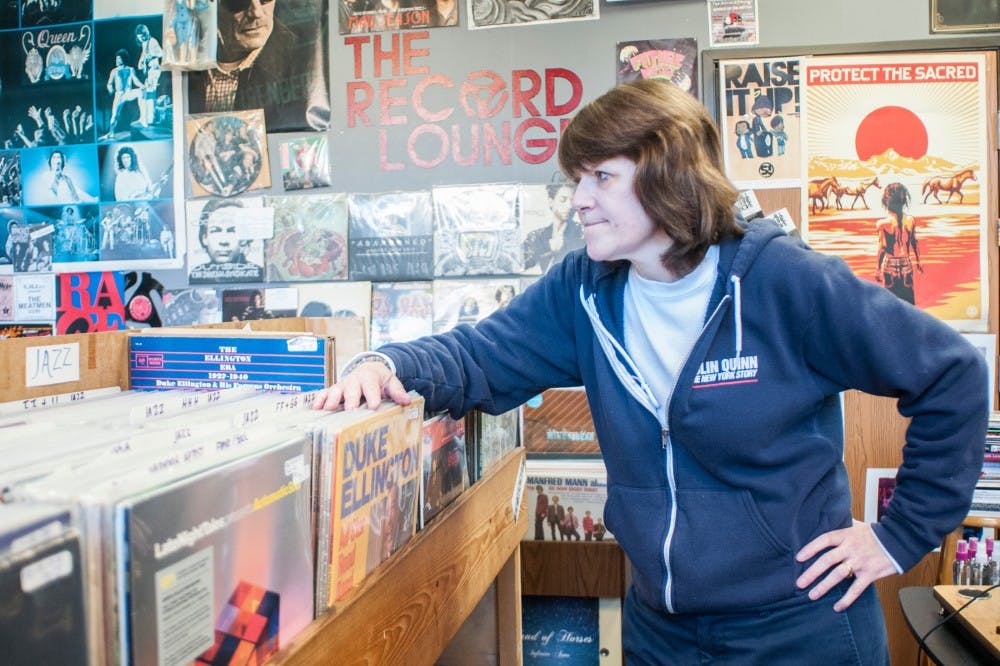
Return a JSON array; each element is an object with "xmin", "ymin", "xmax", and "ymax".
[{"xmin": 801, "ymin": 52, "xmax": 990, "ymax": 332}]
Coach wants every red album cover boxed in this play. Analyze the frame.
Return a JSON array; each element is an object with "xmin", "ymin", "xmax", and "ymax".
[{"xmin": 55, "ymin": 270, "xmax": 127, "ymax": 334}]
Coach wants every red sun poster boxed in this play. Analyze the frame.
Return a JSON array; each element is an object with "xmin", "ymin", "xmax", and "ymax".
[{"xmin": 802, "ymin": 52, "xmax": 989, "ymax": 331}]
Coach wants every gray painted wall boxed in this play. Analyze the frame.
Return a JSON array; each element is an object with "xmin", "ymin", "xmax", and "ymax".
[{"xmin": 160, "ymin": 0, "xmax": 989, "ymax": 287}]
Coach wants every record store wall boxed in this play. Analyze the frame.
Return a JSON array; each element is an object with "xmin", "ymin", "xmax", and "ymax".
[{"xmin": 0, "ymin": 0, "xmax": 967, "ymax": 297}]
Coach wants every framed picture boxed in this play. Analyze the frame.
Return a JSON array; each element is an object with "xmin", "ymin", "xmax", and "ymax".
[
  {"xmin": 863, "ymin": 467, "xmax": 898, "ymax": 524},
  {"xmin": 931, "ymin": 0, "xmax": 1000, "ymax": 33}
]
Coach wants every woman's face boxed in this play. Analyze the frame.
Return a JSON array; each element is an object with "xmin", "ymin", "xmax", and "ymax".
[{"xmin": 572, "ymin": 156, "xmax": 674, "ymax": 280}]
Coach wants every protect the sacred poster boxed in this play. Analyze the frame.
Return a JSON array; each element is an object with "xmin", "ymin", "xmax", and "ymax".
[{"xmin": 801, "ymin": 52, "xmax": 989, "ymax": 331}]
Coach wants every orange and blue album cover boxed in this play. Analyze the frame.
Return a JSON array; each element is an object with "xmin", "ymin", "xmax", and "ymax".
[{"xmin": 119, "ymin": 433, "xmax": 314, "ymax": 665}]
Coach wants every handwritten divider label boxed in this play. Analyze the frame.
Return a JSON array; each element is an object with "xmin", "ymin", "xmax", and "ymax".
[{"xmin": 25, "ymin": 342, "xmax": 80, "ymax": 387}]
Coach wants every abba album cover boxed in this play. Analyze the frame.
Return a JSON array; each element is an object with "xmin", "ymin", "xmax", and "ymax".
[
  {"xmin": 432, "ymin": 183, "xmax": 521, "ymax": 277},
  {"xmin": 347, "ymin": 190, "xmax": 434, "ymax": 281},
  {"xmin": 119, "ymin": 435, "xmax": 314, "ymax": 666},
  {"xmin": 264, "ymin": 194, "xmax": 348, "ymax": 283}
]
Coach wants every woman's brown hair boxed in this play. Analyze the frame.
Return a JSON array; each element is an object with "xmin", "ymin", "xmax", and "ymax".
[{"xmin": 558, "ymin": 79, "xmax": 743, "ymax": 276}]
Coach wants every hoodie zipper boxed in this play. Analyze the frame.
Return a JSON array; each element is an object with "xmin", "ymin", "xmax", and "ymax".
[
  {"xmin": 659, "ymin": 292, "xmax": 732, "ymax": 612},
  {"xmin": 582, "ymin": 269, "xmax": 743, "ymax": 613}
]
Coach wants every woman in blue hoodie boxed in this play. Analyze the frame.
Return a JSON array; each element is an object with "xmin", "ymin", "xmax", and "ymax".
[{"xmin": 315, "ymin": 79, "xmax": 988, "ymax": 664}]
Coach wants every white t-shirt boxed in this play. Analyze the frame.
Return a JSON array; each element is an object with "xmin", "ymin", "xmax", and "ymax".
[{"xmin": 623, "ymin": 245, "xmax": 719, "ymax": 423}]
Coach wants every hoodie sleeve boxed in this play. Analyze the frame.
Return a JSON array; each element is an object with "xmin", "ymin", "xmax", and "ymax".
[
  {"xmin": 800, "ymin": 253, "xmax": 988, "ymax": 572},
  {"xmin": 376, "ymin": 255, "xmax": 587, "ymax": 418}
]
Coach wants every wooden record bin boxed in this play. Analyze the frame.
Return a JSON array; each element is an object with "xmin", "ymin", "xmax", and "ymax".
[{"xmin": 0, "ymin": 319, "xmax": 530, "ymax": 666}]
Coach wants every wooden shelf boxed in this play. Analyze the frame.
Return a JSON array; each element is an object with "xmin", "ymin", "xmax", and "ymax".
[
  {"xmin": 271, "ymin": 447, "xmax": 528, "ymax": 666},
  {"xmin": 520, "ymin": 540, "xmax": 626, "ymax": 598}
]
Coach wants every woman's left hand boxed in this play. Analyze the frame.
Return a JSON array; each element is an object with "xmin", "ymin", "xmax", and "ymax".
[{"xmin": 794, "ymin": 520, "xmax": 898, "ymax": 612}]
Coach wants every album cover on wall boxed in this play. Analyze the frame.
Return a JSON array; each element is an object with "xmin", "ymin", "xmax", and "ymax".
[
  {"xmin": 347, "ymin": 191, "xmax": 434, "ymax": 281},
  {"xmin": 264, "ymin": 193, "xmax": 348, "ymax": 283},
  {"xmin": 432, "ymin": 277, "xmax": 518, "ymax": 333},
  {"xmin": 297, "ymin": 280, "xmax": 372, "ymax": 323},
  {"xmin": 615, "ymin": 38, "xmax": 698, "ymax": 96},
  {"xmin": 467, "ymin": 0, "xmax": 598, "ymax": 30},
  {"xmin": 55, "ymin": 270, "xmax": 127, "ymax": 334},
  {"xmin": 186, "ymin": 110, "xmax": 271, "ymax": 198},
  {"xmin": 433, "ymin": 183, "xmax": 521, "ymax": 277},
  {"xmin": 278, "ymin": 136, "xmax": 332, "ymax": 191},
  {"xmin": 123, "ymin": 269, "xmax": 164, "ymax": 327},
  {"xmin": 161, "ymin": 287, "xmax": 222, "ymax": 326},
  {"xmin": 339, "ymin": 0, "xmax": 459, "ymax": 34},
  {"xmin": 13, "ymin": 273, "xmax": 55, "ymax": 322},
  {"xmin": 519, "ymin": 182, "xmax": 583, "ymax": 276},
  {"xmin": 186, "ymin": 197, "xmax": 269, "ymax": 284},
  {"xmin": 370, "ymin": 280, "xmax": 433, "ymax": 349}
]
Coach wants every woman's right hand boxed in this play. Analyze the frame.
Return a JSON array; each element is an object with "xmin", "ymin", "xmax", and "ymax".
[{"xmin": 312, "ymin": 361, "xmax": 411, "ymax": 412}]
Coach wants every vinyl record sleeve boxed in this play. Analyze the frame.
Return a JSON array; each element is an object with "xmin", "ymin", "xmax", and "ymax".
[
  {"xmin": 118, "ymin": 434, "xmax": 314, "ymax": 665},
  {"xmin": 370, "ymin": 281, "xmax": 432, "ymax": 350},
  {"xmin": 347, "ymin": 191, "xmax": 434, "ymax": 281},
  {"xmin": 523, "ymin": 388, "xmax": 600, "ymax": 456},
  {"xmin": 419, "ymin": 413, "xmax": 468, "ymax": 528},
  {"xmin": 185, "ymin": 111, "xmax": 271, "ymax": 198},
  {"xmin": 0, "ymin": 509, "xmax": 89, "ymax": 666},
  {"xmin": 431, "ymin": 277, "xmax": 518, "ymax": 333},
  {"xmin": 521, "ymin": 595, "xmax": 622, "ymax": 665},
  {"xmin": 264, "ymin": 193, "xmax": 348, "ymax": 283},
  {"xmin": 315, "ymin": 394, "xmax": 424, "ymax": 609},
  {"xmin": 432, "ymin": 183, "xmax": 521, "ymax": 277},
  {"xmin": 525, "ymin": 458, "xmax": 612, "ymax": 543}
]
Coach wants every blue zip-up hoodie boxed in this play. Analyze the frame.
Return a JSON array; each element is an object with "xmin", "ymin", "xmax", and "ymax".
[{"xmin": 378, "ymin": 218, "xmax": 988, "ymax": 614}]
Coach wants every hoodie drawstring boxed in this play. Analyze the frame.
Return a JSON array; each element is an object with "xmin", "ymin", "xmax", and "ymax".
[{"xmin": 731, "ymin": 275, "xmax": 743, "ymax": 359}]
